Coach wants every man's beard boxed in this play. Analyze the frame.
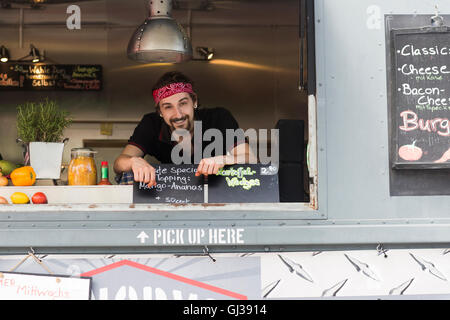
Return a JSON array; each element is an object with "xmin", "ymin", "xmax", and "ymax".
[
  {"xmin": 171, "ymin": 117, "xmax": 194, "ymax": 146},
  {"xmin": 170, "ymin": 116, "xmax": 193, "ymax": 132}
]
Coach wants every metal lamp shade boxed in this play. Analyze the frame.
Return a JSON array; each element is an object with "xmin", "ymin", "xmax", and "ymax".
[
  {"xmin": 127, "ymin": 17, "xmax": 192, "ymax": 63},
  {"xmin": 0, "ymin": 46, "xmax": 9, "ymax": 63}
]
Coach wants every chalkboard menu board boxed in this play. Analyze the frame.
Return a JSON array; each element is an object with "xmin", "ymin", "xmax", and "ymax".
[
  {"xmin": 133, "ymin": 164, "xmax": 204, "ymax": 204},
  {"xmin": 390, "ymin": 28, "xmax": 450, "ymax": 169},
  {"xmin": 207, "ymin": 164, "xmax": 279, "ymax": 203},
  {"xmin": 132, "ymin": 164, "xmax": 280, "ymax": 204},
  {"xmin": 0, "ymin": 64, "xmax": 102, "ymax": 91}
]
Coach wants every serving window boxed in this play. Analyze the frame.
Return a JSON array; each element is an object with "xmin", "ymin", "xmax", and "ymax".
[{"xmin": 0, "ymin": 0, "xmax": 318, "ymax": 215}]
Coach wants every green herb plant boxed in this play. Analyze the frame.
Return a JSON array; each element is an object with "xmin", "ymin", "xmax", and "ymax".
[{"xmin": 17, "ymin": 98, "xmax": 72, "ymax": 143}]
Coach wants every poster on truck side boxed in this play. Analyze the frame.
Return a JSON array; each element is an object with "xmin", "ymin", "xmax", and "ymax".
[{"xmin": 0, "ymin": 272, "xmax": 91, "ymax": 300}]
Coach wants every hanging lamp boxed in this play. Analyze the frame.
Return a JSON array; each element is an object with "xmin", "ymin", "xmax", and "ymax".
[{"xmin": 127, "ymin": 0, "xmax": 192, "ymax": 63}]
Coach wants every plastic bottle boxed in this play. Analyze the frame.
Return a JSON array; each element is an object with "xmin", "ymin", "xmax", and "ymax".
[{"xmin": 98, "ymin": 161, "xmax": 112, "ymax": 185}]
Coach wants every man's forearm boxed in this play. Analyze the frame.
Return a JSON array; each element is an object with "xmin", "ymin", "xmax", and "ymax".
[
  {"xmin": 226, "ymin": 143, "xmax": 257, "ymax": 165},
  {"xmin": 113, "ymin": 154, "xmax": 135, "ymax": 174}
]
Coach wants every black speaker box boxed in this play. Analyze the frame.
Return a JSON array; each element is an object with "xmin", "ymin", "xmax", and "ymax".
[
  {"xmin": 275, "ymin": 119, "xmax": 305, "ymax": 163},
  {"xmin": 278, "ymin": 162, "xmax": 308, "ymax": 202}
]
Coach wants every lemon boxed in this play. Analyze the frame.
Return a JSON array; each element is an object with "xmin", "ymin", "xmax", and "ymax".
[{"xmin": 10, "ymin": 192, "xmax": 30, "ymax": 204}]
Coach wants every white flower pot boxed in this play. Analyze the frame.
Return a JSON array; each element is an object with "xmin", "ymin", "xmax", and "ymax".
[{"xmin": 29, "ymin": 142, "xmax": 64, "ymax": 179}]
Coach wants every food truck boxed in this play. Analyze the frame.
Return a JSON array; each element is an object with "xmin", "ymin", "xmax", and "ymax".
[{"xmin": 0, "ymin": 0, "xmax": 449, "ymax": 300}]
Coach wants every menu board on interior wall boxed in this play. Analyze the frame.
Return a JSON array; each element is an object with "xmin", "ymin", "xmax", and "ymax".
[
  {"xmin": 389, "ymin": 28, "xmax": 450, "ymax": 169},
  {"xmin": 0, "ymin": 64, "xmax": 102, "ymax": 90},
  {"xmin": 133, "ymin": 164, "xmax": 204, "ymax": 204}
]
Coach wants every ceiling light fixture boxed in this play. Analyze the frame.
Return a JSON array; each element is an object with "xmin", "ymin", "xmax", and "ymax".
[
  {"xmin": 196, "ymin": 47, "xmax": 214, "ymax": 61},
  {"xmin": 127, "ymin": 0, "xmax": 192, "ymax": 63},
  {"xmin": 30, "ymin": 44, "xmax": 40, "ymax": 62},
  {"xmin": 0, "ymin": 45, "xmax": 10, "ymax": 63},
  {"xmin": 17, "ymin": 44, "xmax": 45, "ymax": 63}
]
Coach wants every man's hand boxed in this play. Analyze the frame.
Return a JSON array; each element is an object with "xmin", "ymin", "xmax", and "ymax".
[
  {"xmin": 195, "ymin": 156, "xmax": 227, "ymax": 176},
  {"xmin": 131, "ymin": 157, "xmax": 156, "ymax": 187},
  {"xmin": 195, "ymin": 143, "xmax": 257, "ymax": 177},
  {"xmin": 114, "ymin": 144, "xmax": 157, "ymax": 187}
]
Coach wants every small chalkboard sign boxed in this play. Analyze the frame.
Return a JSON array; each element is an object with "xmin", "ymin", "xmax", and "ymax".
[
  {"xmin": 207, "ymin": 164, "xmax": 279, "ymax": 203},
  {"xmin": 133, "ymin": 164, "xmax": 204, "ymax": 204},
  {"xmin": 0, "ymin": 64, "xmax": 102, "ymax": 91},
  {"xmin": 389, "ymin": 28, "xmax": 450, "ymax": 169}
]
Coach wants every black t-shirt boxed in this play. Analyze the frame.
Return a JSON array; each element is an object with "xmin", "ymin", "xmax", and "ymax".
[{"xmin": 128, "ymin": 107, "xmax": 245, "ymax": 164}]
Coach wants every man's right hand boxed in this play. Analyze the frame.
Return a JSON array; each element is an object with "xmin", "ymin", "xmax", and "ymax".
[
  {"xmin": 114, "ymin": 144, "xmax": 157, "ymax": 187},
  {"xmin": 130, "ymin": 157, "xmax": 157, "ymax": 187}
]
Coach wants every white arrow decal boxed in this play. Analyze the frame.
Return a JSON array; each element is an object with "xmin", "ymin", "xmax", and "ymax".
[{"xmin": 137, "ymin": 231, "xmax": 149, "ymax": 244}]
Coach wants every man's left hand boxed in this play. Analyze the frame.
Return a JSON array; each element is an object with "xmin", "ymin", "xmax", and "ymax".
[{"xmin": 195, "ymin": 156, "xmax": 227, "ymax": 176}]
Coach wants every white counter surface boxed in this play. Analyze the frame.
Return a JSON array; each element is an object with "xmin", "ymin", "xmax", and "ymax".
[
  {"xmin": 0, "ymin": 186, "xmax": 312, "ymax": 212},
  {"xmin": 0, "ymin": 185, "xmax": 133, "ymax": 205}
]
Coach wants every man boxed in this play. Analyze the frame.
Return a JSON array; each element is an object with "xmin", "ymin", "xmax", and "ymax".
[{"xmin": 114, "ymin": 71, "xmax": 255, "ymax": 186}]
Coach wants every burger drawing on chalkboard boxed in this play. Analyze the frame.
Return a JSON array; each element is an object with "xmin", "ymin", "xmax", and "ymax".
[
  {"xmin": 398, "ymin": 141, "xmax": 423, "ymax": 161},
  {"xmin": 435, "ymin": 148, "xmax": 450, "ymax": 163}
]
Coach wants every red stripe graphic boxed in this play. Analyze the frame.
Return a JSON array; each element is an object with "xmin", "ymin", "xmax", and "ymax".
[{"xmin": 81, "ymin": 259, "xmax": 248, "ymax": 300}]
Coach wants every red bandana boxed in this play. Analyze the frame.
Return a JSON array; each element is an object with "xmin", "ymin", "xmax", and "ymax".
[{"xmin": 152, "ymin": 82, "xmax": 195, "ymax": 104}]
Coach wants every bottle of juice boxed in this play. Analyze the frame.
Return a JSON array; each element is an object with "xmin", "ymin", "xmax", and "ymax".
[{"xmin": 98, "ymin": 161, "xmax": 112, "ymax": 185}]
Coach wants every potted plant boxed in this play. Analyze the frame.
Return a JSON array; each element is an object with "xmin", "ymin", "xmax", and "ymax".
[{"xmin": 16, "ymin": 98, "xmax": 72, "ymax": 179}]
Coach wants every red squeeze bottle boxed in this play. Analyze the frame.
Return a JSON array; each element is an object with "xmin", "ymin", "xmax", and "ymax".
[{"xmin": 98, "ymin": 161, "xmax": 112, "ymax": 185}]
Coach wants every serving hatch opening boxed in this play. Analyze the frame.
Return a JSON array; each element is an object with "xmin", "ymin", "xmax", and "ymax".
[{"xmin": 0, "ymin": 0, "xmax": 317, "ymax": 211}]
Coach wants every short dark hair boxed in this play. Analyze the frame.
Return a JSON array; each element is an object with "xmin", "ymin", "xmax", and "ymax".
[{"xmin": 152, "ymin": 71, "xmax": 197, "ymax": 109}]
